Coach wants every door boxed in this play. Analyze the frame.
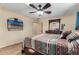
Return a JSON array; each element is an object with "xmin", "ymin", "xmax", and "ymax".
[{"xmin": 33, "ymin": 22, "xmax": 43, "ymax": 35}]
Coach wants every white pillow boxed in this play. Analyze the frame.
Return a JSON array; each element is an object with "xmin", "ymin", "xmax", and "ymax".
[{"xmin": 76, "ymin": 39, "xmax": 79, "ymax": 44}]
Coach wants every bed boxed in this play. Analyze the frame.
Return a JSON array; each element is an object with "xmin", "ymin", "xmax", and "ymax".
[
  {"xmin": 24, "ymin": 33, "xmax": 79, "ymax": 55},
  {"xmin": 24, "ymin": 19, "xmax": 79, "ymax": 55}
]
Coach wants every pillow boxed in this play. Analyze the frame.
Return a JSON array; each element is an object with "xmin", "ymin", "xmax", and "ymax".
[
  {"xmin": 60, "ymin": 31, "xmax": 71, "ymax": 39},
  {"xmin": 67, "ymin": 31, "xmax": 79, "ymax": 42},
  {"xmin": 76, "ymin": 39, "xmax": 79, "ymax": 44}
]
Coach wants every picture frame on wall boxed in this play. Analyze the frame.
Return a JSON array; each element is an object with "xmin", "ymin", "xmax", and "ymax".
[{"xmin": 7, "ymin": 18, "xmax": 23, "ymax": 31}]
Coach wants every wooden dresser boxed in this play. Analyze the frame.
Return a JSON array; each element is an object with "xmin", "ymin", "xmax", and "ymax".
[{"xmin": 0, "ymin": 42, "xmax": 22, "ymax": 55}]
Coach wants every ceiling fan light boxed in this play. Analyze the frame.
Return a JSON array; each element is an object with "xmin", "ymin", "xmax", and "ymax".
[{"xmin": 36, "ymin": 11, "xmax": 44, "ymax": 16}]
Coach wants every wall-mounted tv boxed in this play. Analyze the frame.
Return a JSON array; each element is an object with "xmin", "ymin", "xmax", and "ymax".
[{"xmin": 7, "ymin": 18, "xmax": 23, "ymax": 31}]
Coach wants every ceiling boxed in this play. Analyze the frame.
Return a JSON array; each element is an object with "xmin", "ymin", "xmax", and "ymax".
[{"xmin": 0, "ymin": 3, "xmax": 79, "ymax": 20}]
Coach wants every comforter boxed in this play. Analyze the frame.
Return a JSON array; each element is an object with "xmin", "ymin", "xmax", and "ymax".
[{"xmin": 24, "ymin": 34, "xmax": 79, "ymax": 55}]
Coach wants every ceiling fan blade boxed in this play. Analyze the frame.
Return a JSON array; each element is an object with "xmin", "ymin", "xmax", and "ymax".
[
  {"xmin": 29, "ymin": 4, "xmax": 37, "ymax": 10},
  {"xmin": 29, "ymin": 11, "xmax": 36, "ymax": 13},
  {"xmin": 44, "ymin": 11, "xmax": 51, "ymax": 14},
  {"xmin": 42, "ymin": 3, "xmax": 51, "ymax": 10}
]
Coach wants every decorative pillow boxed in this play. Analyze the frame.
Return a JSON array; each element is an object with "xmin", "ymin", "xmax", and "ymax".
[
  {"xmin": 67, "ymin": 31, "xmax": 79, "ymax": 42},
  {"xmin": 60, "ymin": 31, "xmax": 71, "ymax": 39},
  {"xmin": 70, "ymin": 40, "xmax": 79, "ymax": 55}
]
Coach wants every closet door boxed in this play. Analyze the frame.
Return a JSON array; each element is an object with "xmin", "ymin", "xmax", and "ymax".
[{"xmin": 33, "ymin": 22, "xmax": 43, "ymax": 35}]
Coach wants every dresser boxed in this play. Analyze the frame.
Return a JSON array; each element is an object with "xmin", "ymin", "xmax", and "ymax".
[{"xmin": 0, "ymin": 42, "xmax": 22, "ymax": 55}]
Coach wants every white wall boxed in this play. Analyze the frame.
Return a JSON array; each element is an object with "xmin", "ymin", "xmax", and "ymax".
[
  {"xmin": 61, "ymin": 14, "xmax": 76, "ymax": 31},
  {"xmin": 39, "ymin": 14, "xmax": 76, "ymax": 33},
  {"xmin": 0, "ymin": 9, "xmax": 34, "ymax": 48},
  {"xmin": 0, "ymin": 8, "xmax": 77, "ymax": 48}
]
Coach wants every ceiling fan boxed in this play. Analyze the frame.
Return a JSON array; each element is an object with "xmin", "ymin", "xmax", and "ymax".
[{"xmin": 29, "ymin": 3, "xmax": 51, "ymax": 16}]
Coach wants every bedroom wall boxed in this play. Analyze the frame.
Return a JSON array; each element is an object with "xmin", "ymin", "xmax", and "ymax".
[
  {"xmin": 0, "ymin": 8, "xmax": 34, "ymax": 48},
  {"xmin": 39, "ymin": 14, "xmax": 76, "ymax": 33}
]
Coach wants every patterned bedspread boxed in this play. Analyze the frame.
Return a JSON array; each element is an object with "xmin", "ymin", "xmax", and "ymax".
[{"xmin": 24, "ymin": 34, "xmax": 79, "ymax": 55}]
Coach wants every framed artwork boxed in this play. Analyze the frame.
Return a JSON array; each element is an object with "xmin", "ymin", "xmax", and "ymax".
[
  {"xmin": 49, "ymin": 19, "xmax": 61, "ymax": 31},
  {"xmin": 7, "ymin": 18, "xmax": 23, "ymax": 31}
]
